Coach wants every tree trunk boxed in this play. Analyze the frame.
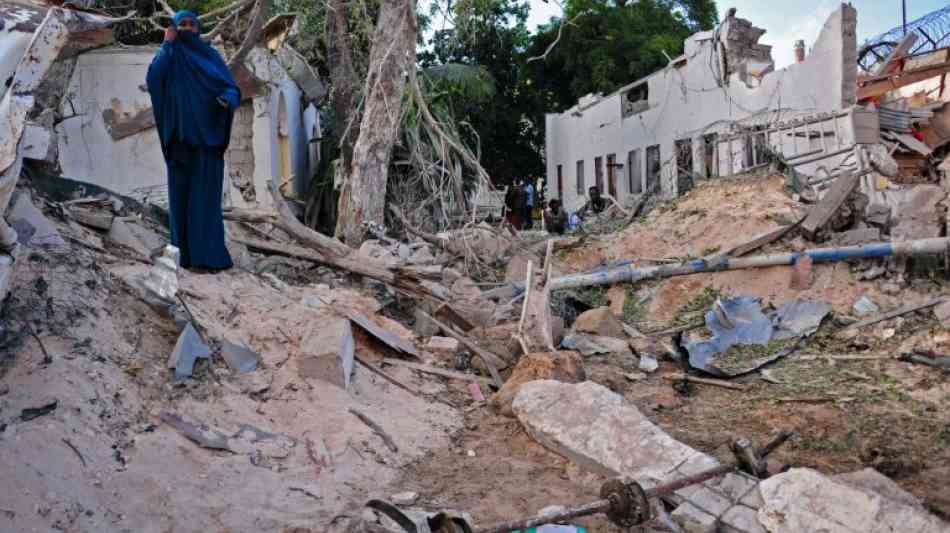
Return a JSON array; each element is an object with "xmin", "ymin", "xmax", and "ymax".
[{"xmin": 335, "ymin": 0, "xmax": 417, "ymax": 246}]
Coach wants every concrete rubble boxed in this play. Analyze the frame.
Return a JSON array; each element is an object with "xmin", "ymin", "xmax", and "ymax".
[{"xmin": 2, "ymin": 2, "xmax": 950, "ymax": 533}]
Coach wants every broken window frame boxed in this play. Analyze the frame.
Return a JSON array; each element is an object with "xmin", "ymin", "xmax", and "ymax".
[
  {"xmin": 621, "ymin": 82, "xmax": 650, "ymax": 118},
  {"xmin": 576, "ymin": 160, "xmax": 585, "ymax": 195},
  {"xmin": 645, "ymin": 145, "xmax": 661, "ymax": 193},
  {"xmin": 627, "ymin": 148, "xmax": 642, "ymax": 194},
  {"xmin": 594, "ymin": 156, "xmax": 604, "ymax": 192}
]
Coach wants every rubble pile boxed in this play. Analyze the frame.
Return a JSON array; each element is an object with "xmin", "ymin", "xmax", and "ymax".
[{"xmin": 3, "ymin": 2, "xmax": 950, "ymax": 533}]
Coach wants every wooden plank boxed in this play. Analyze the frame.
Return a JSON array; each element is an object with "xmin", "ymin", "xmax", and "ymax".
[
  {"xmin": 842, "ymin": 297, "xmax": 947, "ymax": 331},
  {"xmin": 858, "ymin": 63, "xmax": 950, "ymax": 101},
  {"xmin": 338, "ymin": 308, "xmax": 419, "ymax": 358},
  {"xmin": 800, "ymin": 170, "xmax": 859, "ymax": 240},
  {"xmin": 419, "ymin": 311, "xmax": 505, "ymax": 387},
  {"xmin": 874, "ymin": 33, "xmax": 917, "ymax": 76},
  {"xmin": 381, "ymin": 358, "xmax": 493, "ymax": 385}
]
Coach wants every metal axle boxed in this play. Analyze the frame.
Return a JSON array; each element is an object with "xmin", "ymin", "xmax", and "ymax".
[{"xmin": 476, "ymin": 432, "xmax": 792, "ymax": 533}]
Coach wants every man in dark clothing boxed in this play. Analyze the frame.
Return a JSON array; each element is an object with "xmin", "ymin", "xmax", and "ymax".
[
  {"xmin": 577, "ymin": 185, "xmax": 607, "ymax": 220},
  {"xmin": 544, "ymin": 199, "xmax": 568, "ymax": 234},
  {"xmin": 147, "ymin": 10, "xmax": 240, "ymax": 271}
]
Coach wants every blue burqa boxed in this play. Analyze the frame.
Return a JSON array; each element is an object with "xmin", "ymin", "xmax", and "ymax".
[{"xmin": 146, "ymin": 11, "xmax": 241, "ymax": 270}]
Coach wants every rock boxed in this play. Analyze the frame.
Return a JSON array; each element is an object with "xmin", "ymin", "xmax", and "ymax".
[
  {"xmin": 858, "ymin": 265, "xmax": 886, "ymax": 281},
  {"xmin": 607, "ymin": 286, "xmax": 627, "ymax": 317},
  {"xmin": 220, "ymin": 340, "xmax": 260, "ymax": 373},
  {"xmin": 407, "ymin": 244, "xmax": 436, "ymax": 265},
  {"xmin": 412, "ymin": 307, "xmax": 441, "ymax": 337},
  {"xmin": 470, "ymin": 322, "xmax": 521, "ymax": 362},
  {"xmin": 852, "ymin": 296, "xmax": 879, "ymax": 317},
  {"xmin": 512, "ymin": 381, "xmax": 717, "ymax": 481},
  {"xmin": 934, "ymin": 301, "xmax": 950, "ymax": 327},
  {"xmin": 107, "ymin": 219, "xmax": 152, "ymax": 259},
  {"xmin": 831, "ymin": 228, "xmax": 881, "ymax": 247},
  {"xmin": 550, "ymin": 315, "xmax": 565, "ymax": 346},
  {"xmin": 561, "ymin": 334, "xmax": 632, "ymax": 357},
  {"xmin": 357, "ymin": 239, "xmax": 399, "ymax": 267},
  {"xmin": 451, "ymin": 276, "xmax": 483, "ymax": 301},
  {"xmin": 573, "ymin": 307, "xmax": 626, "ymax": 338},
  {"xmin": 833, "ymin": 468, "xmax": 922, "ymax": 509},
  {"xmin": 638, "ymin": 353, "xmax": 658, "ymax": 373},
  {"xmin": 789, "ymin": 254, "xmax": 813, "ymax": 290},
  {"xmin": 880, "ymin": 282, "xmax": 902, "ymax": 295},
  {"xmin": 297, "ymin": 317, "xmax": 355, "ymax": 389},
  {"xmin": 757, "ymin": 468, "xmax": 950, "ymax": 533},
  {"xmin": 166, "ymin": 323, "xmax": 211, "ymax": 380},
  {"xmin": 505, "ymin": 254, "xmax": 535, "ymax": 283},
  {"xmin": 891, "ymin": 185, "xmax": 944, "ymax": 242},
  {"xmin": 124, "ymin": 221, "xmax": 166, "ymax": 256},
  {"xmin": 425, "ymin": 336, "xmax": 459, "ymax": 356},
  {"xmin": 391, "ymin": 492, "xmax": 419, "ymax": 506},
  {"xmin": 865, "ymin": 204, "xmax": 892, "ymax": 230},
  {"xmin": 490, "ymin": 351, "xmax": 585, "ymax": 417},
  {"xmin": 7, "ymin": 191, "xmax": 65, "ymax": 248}
]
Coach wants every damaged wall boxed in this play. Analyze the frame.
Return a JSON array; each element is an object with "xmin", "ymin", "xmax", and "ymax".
[
  {"xmin": 52, "ymin": 43, "xmax": 321, "ymax": 209},
  {"xmin": 545, "ymin": 4, "xmax": 859, "ymax": 210}
]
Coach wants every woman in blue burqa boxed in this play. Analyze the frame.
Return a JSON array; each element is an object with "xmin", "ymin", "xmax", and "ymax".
[{"xmin": 146, "ymin": 11, "xmax": 240, "ymax": 271}]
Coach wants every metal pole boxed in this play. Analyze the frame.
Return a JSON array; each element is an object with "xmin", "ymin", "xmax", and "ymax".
[
  {"xmin": 548, "ymin": 237, "xmax": 950, "ymax": 291},
  {"xmin": 902, "ymin": 0, "xmax": 907, "ymax": 36}
]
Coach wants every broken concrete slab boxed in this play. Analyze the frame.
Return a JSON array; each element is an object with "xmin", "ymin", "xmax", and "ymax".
[
  {"xmin": 167, "ymin": 323, "xmax": 211, "ymax": 380},
  {"xmin": 720, "ymin": 504, "xmax": 766, "ymax": 533},
  {"xmin": 560, "ymin": 334, "xmax": 632, "ymax": 357},
  {"xmin": 671, "ymin": 502, "xmax": 717, "ymax": 533},
  {"xmin": 934, "ymin": 300, "xmax": 950, "ymax": 328},
  {"xmin": 298, "ymin": 317, "xmax": 355, "ymax": 389},
  {"xmin": 107, "ymin": 218, "xmax": 152, "ymax": 258},
  {"xmin": 7, "ymin": 191, "xmax": 65, "ymax": 248},
  {"xmin": 757, "ymin": 468, "xmax": 950, "ymax": 533},
  {"xmin": 412, "ymin": 307, "xmax": 441, "ymax": 337},
  {"xmin": 490, "ymin": 351, "xmax": 585, "ymax": 417},
  {"xmin": 220, "ymin": 340, "xmax": 260, "ymax": 373},
  {"xmin": 572, "ymin": 307, "xmax": 626, "ymax": 338},
  {"xmin": 833, "ymin": 468, "xmax": 923, "ymax": 510},
  {"xmin": 831, "ymin": 227, "xmax": 881, "ymax": 247},
  {"xmin": 425, "ymin": 336, "xmax": 459, "ymax": 356},
  {"xmin": 512, "ymin": 380, "xmax": 717, "ymax": 482},
  {"xmin": 142, "ymin": 245, "xmax": 179, "ymax": 302}
]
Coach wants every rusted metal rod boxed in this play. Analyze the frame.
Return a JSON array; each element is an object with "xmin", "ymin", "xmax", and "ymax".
[{"xmin": 476, "ymin": 432, "xmax": 792, "ymax": 533}]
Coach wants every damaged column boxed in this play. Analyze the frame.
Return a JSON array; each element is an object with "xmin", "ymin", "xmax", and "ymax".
[{"xmin": 0, "ymin": 6, "xmax": 120, "ymax": 302}]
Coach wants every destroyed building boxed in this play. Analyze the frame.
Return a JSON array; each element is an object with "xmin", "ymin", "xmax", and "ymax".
[
  {"xmin": 545, "ymin": 5, "xmax": 862, "ymax": 208},
  {"xmin": 3, "ymin": 1, "xmax": 950, "ymax": 532}
]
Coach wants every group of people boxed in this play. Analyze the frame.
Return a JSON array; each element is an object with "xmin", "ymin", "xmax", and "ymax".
[{"xmin": 504, "ymin": 179, "xmax": 537, "ymax": 230}]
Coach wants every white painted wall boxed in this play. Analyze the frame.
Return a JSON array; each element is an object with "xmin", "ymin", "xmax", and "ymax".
[
  {"xmin": 545, "ymin": 5, "xmax": 859, "ymax": 211},
  {"xmin": 55, "ymin": 45, "xmax": 318, "ymax": 209},
  {"xmin": 0, "ymin": 2, "xmax": 46, "ymax": 101}
]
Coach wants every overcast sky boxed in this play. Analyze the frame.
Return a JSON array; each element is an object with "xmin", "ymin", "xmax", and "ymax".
[{"xmin": 524, "ymin": 0, "xmax": 946, "ymax": 68}]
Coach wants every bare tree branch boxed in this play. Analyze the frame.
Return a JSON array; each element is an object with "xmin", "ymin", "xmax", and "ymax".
[
  {"xmin": 226, "ymin": 0, "xmax": 269, "ymax": 70},
  {"xmin": 527, "ymin": 11, "xmax": 582, "ymax": 63}
]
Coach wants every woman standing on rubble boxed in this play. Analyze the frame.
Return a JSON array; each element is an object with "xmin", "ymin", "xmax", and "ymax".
[{"xmin": 146, "ymin": 11, "xmax": 240, "ymax": 271}]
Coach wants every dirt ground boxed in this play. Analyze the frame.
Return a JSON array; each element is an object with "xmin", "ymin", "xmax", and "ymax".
[{"xmin": 3, "ymin": 173, "xmax": 950, "ymax": 532}]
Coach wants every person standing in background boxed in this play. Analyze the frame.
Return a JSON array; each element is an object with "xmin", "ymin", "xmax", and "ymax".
[{"xmin": 523, "ymin": 178, "xmax": 535, "ymax": 230}]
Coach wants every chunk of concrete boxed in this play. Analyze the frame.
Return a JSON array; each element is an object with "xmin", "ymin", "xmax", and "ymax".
[
  {"xmin": 298, "ymin": 317, "xmax": 355, "ymax": 389},
  {"xmin": 7, "ymin": 191, "xmax": 65, "ymax": 248},
  {"xmin": 490, "ymin": 351, "xmax": 585, "ymax": 417},
  {"xmin": 561, "ymin": 334, "xmax": 631, "ymax": 357},
  {"xmin": 720, "ymin": 504, "xmax": 767, "ymax": 533},
  {"xmin": 142, "ymin": 245, "xmax": 179, "ymax": 302},
  {"xmin": 934, "ymin": 301, "xmax": 950, "ymax": 328},
  {"xmin": 412, "ymin": 307, "xmax": 441, "ymax": 337},
  {"xmin": 830, "ymin": 228, "xmax": 881, "ymax": 247},
  {"xmin": 833, "ymin": 468, "xmax": 922, "ymax": 509},
  {"xmin": 607, "ymin": 286, "xmax": 627, "ymax": 317},
  {"xmin": 425, "ymin": 336, "xmax": 460, "ymax": 356},
  {"xmin": 573, "ymin": 307, "xmax": 626, "ymax": 338},
  {"xmin": 220, "ymin": 340, "xmax": 260, "ymax": 373},
  {"xmin": 512, "ymin": 381, "xmax": 717, "ymax": 482},
  {"xmin": 757, "ymin": 468, "xmax": 950, "ymax": 533},
  {"xmin": 107, "ymin": 218, "xmax": 152, "ymax": 258},
  {"xmin": 671, "ymin": 502, "xmax": 718, "ymax": 533}
]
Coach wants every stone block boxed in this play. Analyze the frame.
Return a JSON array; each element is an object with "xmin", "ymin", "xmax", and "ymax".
[
  {"xmin": 720, "ymin": 504, "xmax": 767, "ymax": 533},
  {"xmin": 934, "ymin": 301, "xmax": 950, "ymax": 328},
  {"xmin": 757, "ymin": 468, "xmax": 950, "ymax": 533},
  {"xmin": 298, "ymin": 317, "xmax": 355, "ymax": 389},
  {"xmin": 573, "ymin": 307, "xmax": 626, "ymax": 338},
  {"xmin": 716, "ymin": 473, "xmax": 759, "ymax": 504},
  {"xmin": 425, "ymin": 336, "xmax": 460, "ymax": 355},
  {"xmin": 831, "ymin": 228, "xmax": 881, "ymax": 247},
  {"xmin": 671, "ymin": 502, "xmax": 717, "ymax": 533},
  {"xmin": 490, "ymin": 351, "xmax": 585, "ymax": 417},
  {"xmin": 687, "ymin": 486, "xmax": 733, "ymax": 517},
  {"xmin": 512, "ymin": 381, "xmax": 717, "ymax": 481},
  {"xmin": 560, "ymin": 334, "xmax": 631, "ymax": 357}
]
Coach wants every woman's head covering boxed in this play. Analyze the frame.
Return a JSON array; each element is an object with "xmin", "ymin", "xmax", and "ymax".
[{"xmin": 173, "ymin": 10, "xmax": 199, "ymax": 30}]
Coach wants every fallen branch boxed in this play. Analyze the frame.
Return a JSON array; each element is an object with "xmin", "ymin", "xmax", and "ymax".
[
  {"xmin": 348, "ymin": 408, "xmax": 398, "ymax": 453},
  {"xmin": 226, "ymin": 0, "xmax": 269, "ymax": 70},
  {"xmin": 354, "ymin": 355, "xmax": 424, "ymax": 397},
  {"xmin": 381, "ymin": 358, "xmax": 493, "ymax": 385},
  {"xmin": 842, "ymin": 297, "xmax": 948, "ymax": 331},
  {"xmin": 663, "ymin": 374, "xmax": 748, "ymax": 391},
  {"xmin": 419, "ymin": 311, "xmax": 505, "ymax": 387}
]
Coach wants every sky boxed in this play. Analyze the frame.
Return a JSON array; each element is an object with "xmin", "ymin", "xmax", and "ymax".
[{"xmin": 522, "ymin": 0, "xmax": 947, "ymax": 68}]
